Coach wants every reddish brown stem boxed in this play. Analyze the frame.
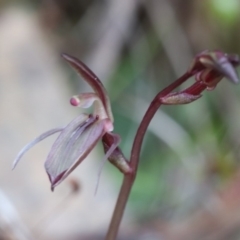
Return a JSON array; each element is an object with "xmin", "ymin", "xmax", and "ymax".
[{"xmin": 105, "ymin": 71, "xmax": 192, "ymax": 240}]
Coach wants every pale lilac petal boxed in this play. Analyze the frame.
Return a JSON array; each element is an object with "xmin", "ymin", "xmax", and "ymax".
[
  {"xmin": 12, "ymin": 128, "xmax": 63, "ymax": 169},
  {"xmin": 45, "ymin": 116, "xmax": 107, "ymax": 190},
  {"xmin": 210, "ymin": 54, "xmax": 239, "ymax": 84},
  {"xmin": 44, "ymin": 114, "xmax": 93, "ymax": 178},
  {"xmin": 95, "ymin": 132, "xmax": 121, "ymax": 194},
  {"xmin": 220, "ymin": 61, "xmax": 239, "ymax": 84},
  {"xmin": 45, "ymin": 114, "xmax": 91, "ymax": 166}
]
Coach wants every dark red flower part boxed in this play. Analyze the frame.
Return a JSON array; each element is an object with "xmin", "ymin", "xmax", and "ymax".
[
  {"xmin": 189, "ymin": 50, "xmax": 240, "ymax": 85},
  {"xmin": 183, "ymin": 81, "xmax": 207, "ymax": 96},
  {"xmin": 161, "ymin": 50, "xmax": 240, "ymax": 105},
  {"xmin": 102, "ymin": 133, "xmax": 132, "ymax": 174}
]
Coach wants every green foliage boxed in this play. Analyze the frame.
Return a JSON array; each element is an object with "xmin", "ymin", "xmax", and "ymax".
[{"xmin": 209, "ymin": 0, "xmax": 240, "ymax": 25}]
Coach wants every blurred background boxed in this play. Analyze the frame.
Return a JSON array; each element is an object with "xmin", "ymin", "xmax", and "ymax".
[{"xmin": 1, "ymin": 0, "xmax": 240, "ymax": 239}]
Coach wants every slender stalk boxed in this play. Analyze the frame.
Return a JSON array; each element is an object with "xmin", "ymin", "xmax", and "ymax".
[
  {"xmin": 130, "ymin": 71, "xmax": 192, "ymax": 171},
  {"xmin": 105, "ymin": 71, "xmax": 192, "ymax": 240},
  {"xmin": 105, "ymin": 176, "xmax": 134, "ymax": 240}
]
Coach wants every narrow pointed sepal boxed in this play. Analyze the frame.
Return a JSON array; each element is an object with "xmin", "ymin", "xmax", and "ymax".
[
  {"xmin": 61, "ymin": 53, "xmax": 114, "ymax": 122},
  {"xmin": 217, "ymin": 60, "xmax": 239, "ymax": 84},
  {"xmin": 94, "ymin": 132, "xmax": 122, "ymax": 194},
  {"xmin": 12, "ymin": 128, "xmax": 63, "ymax": 170}
]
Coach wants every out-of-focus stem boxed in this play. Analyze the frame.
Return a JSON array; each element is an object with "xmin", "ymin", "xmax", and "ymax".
[{"xmin": 105, "ymin": 71, "xmax": 192, "ymax": 240}]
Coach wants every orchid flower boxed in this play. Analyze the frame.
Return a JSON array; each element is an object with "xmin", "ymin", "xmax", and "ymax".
[
  {"xmin": 160, "ymin": 50, "xmax": 240, "ymax": 105},
  {"xmin": 13, "ymin": 54, "xmax": 129, "ymax": 191}
]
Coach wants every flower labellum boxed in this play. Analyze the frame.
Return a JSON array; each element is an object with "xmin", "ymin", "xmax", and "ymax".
[
  {"xmin": 13, "ymin": 109, "xmax": 115, "ymax": 191},
  {"xmin": 45, "ymin": 113, "xmax": 105, "ymax": 190}
]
